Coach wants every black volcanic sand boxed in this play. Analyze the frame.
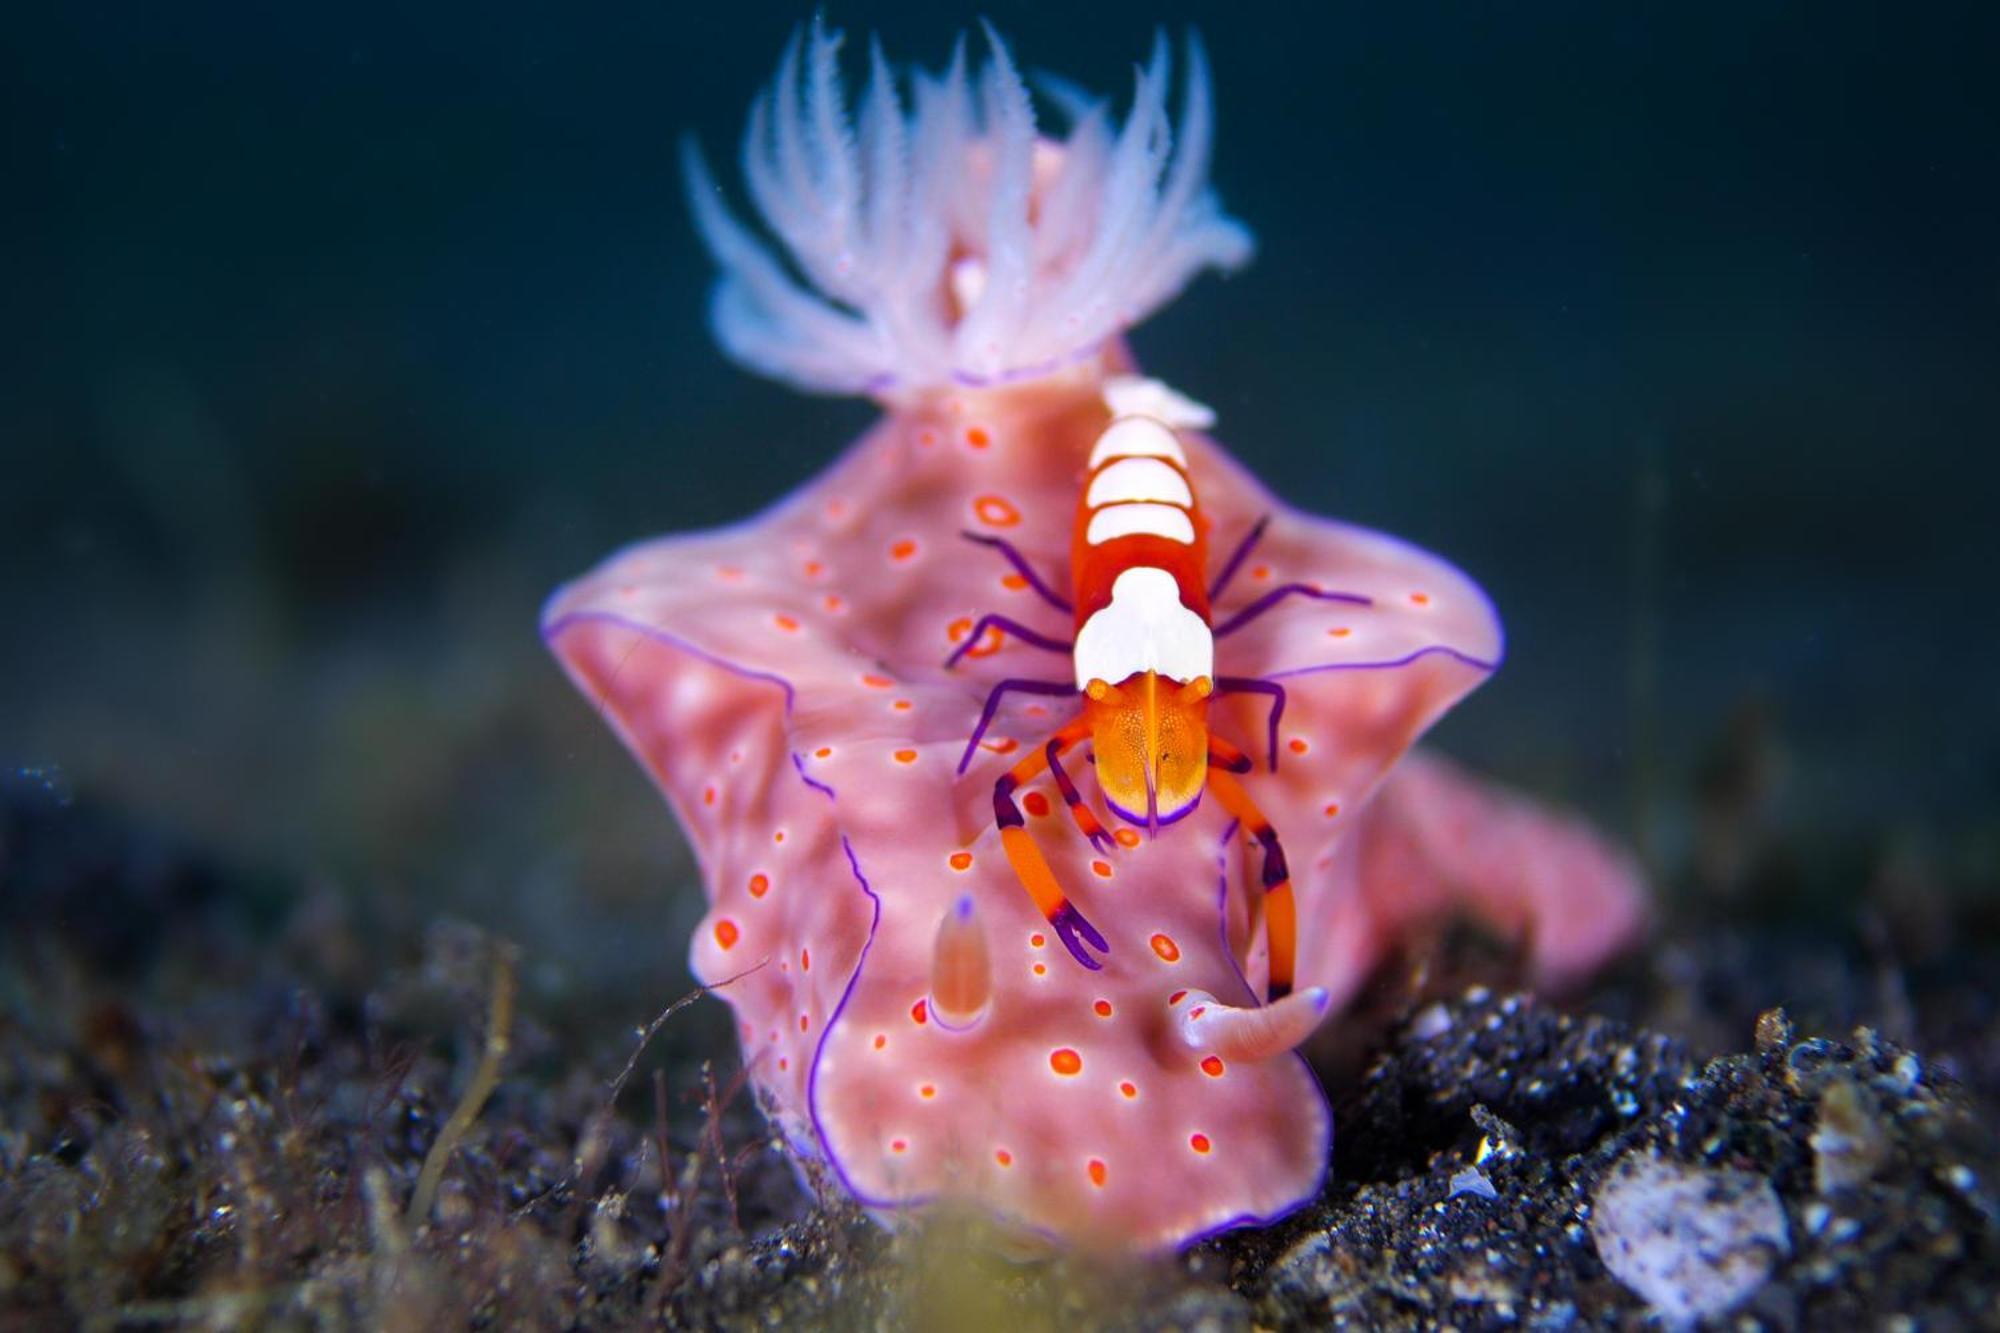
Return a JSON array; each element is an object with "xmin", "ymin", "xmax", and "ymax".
[{"xmin": 2, "ymin": 776, "xmax": 1996, "ymax": 1331}]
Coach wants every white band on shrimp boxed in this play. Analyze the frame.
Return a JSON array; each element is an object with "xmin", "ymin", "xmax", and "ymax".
[
  {"xmin": 1087, "ymin": 457, "xmax": 1194, "ymax": 508},
  {"xmin": 1074, "ymin": 567, "xmax": 1214, "ymax": 689},
  {"xmin": 1086, "ymin": 503, "xmax": 1195, "ymax": 547},
  {"xmin": 1088, "ymin": 416, "xmax": 1188, "ymax": 470}
]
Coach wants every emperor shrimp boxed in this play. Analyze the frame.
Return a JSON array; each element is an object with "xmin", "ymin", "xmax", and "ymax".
[{"xmin": 949, "ymin": 376, "xmax": 1369, "ymax": 1019}]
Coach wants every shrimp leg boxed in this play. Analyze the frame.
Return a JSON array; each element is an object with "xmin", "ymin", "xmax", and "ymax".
[
  {"xmin": 994, "ymin": 717, "xmax": 1109, "ymax": 969},
  {"xmin": 1206, "ymin": 742, "xmax": 1296, "ymax": 1002},
  {"xmin": 1213, "ymin": 585, "xmax": 1373, "ymax": 639},
  {"xmin": 1214, "ymin": 675, "xmax": 1287, "ymax": 772},
  {"xmin": 957, "ymin": 677, "xmax": 1073, "ymax": 774},
  {"xmin": 944, "ymin": 614, "xmax": 1073, "ymax": 670},
  {"xmin": 959, "ymin": 532, "xmax": 1073, "ymax": 614}
]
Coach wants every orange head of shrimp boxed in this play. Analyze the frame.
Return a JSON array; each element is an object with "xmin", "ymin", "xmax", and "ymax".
[{"xmin": 1083, "ymin": 671, "xmax": 1212, "ymax": 835}]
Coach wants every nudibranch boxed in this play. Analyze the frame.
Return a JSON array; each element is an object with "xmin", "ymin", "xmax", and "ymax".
[{"xmin": 544, "ymin": 23, "xmax": 1646, "ymax": 1251}]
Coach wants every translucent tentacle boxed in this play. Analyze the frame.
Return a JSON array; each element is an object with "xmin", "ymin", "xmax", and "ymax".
[{"xmin": 684, "ymin": 24, "xmax": 1254, "ymax": 396}]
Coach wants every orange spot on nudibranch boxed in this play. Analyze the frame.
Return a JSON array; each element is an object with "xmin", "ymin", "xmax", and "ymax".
[
  {"xmin": 890, "ymin": 538, "xmax": 919, "ymax": 562},
  {"xmin": 994, "ymin": 1149, "xmax": 1013, "ymax": 1167},
  {"xmin": 1328, "ymin": 626, "xmax": 1352, "ymax": 638},
  {"xmin": 919, "ymin": 1084, "xmax": 935, "ymax": 1099},
  {"xmin": 1151, "ymin": 933, "xmax": 1182, "ymax": 962},
  {"xmin": 814, "ymin": 746, "xmax": 832, "ymax": 758},
  {"xmin": 1409, "ymin": 591, "xmax": 1431, "ymax": 606},
  {"xmin": 911, "ymin": 999, "xmax": 928, "ymax": 1025},
  {"xmin": 893, "ymin": 748, "xmax": 919, "ymax": 765},
  {"xmin": 1091, "ymin": 859, "xmax": 1112, "ymax": 878},
  {"xmin": 1050, "ymin": 1048, "xmax": 1082, "ymax": 1076},
  {"xmin": 1251, "ymin": 564, "xmax": 1271, "ymax": 581},
  {"xmin": 703, "ymin": 786, "xmax": 717, "ymax": 807},
  {"xmin": 892, "ymin": 698, "xmax": 913, "ymax": 711},
  {"xmin": 799, "ymin": 1013, "xmax": 810, "ymax": 1032},
  {"xmin": 1288, "ymin": 737, "xmax": 1309, "ymax": 755},
  {"xmin": 1032, "ymin": 963, "xmax": 1047, "ymax": 975},
  {"xmin": 1093, "ymin": 1000, "xmax": 1113, "ymax": 1018},
  {"xmin": 1001, "ymin": 572, "xmax": 1029, "ymax": 591},
  {"xmin": 1113, "ymin": 828, "xmax": 1140, "ymax": 849},
  {"xmin": 949, "ymin": 851, "xmax": 974, "ymax": 871},
  {"xmin": 873, "ymin": 1033, "xmax": 887, "ymax": 1050},
  {"xmin": 823, "ymin": 595, "xmax": 845, "ymax": 613},
  {"xmin": 800, "ymin": 948, "xmax": 810, "ymax": 972},
  {"xmin": 973, "ymin": 494, "xmax": 1021, "ymax": 527},
  {"xmin": 1119, "ymin": 1081, "xmax": 1138, "ymax": 1099},
  {"xmin": 1087, "ymin": 1159, "xmax": 1107, "ymax": 1187},
  {"xmin": 1024, "ymin": 791, "xmax": 1051, "ymax": 818},
  {"xmin": 1201, "ymin": 1056, "xmax": 1226, "ymax": 1077},
  {"xmin": 714, "ymin": 919, "xmax": 739, "ymax": 950},
  {"xmin": 1190, "ymin": 1133, "xmax": 1212, "ymax": 1154},
  {"xmin": 982, "ymin": 737, "xmax": 1020, "ymax": 754},
  {"xmin": 773, "ymin": 830, "xmax": 786, "ymax": 844},
  {"xmin": 717, "ymin": 565, "xmax": 744, "ymax": 581},
  {"xmin": 748, "ymin": 873, "xmax": 770, "ymax": 898},
  {"xmin": 891, "ymin": 1139, "xmax": 908, "ymax": 1153},
  {"xmin": 778, "ymin": 1056, "xmax": 788, "ymax": 1071},
  {"xmin": 803, "ymin": 559, "xmax": 825, "ymax": 578},
  {"xmin": 862, "ymin": 674, "xmax": 894, "ymax": 689},
  {"xmin": 1324, "ymin": 802, "xmax": 1342, "ymax": 818},
  {"xmin": 1169, "ymin": 990, "xmax": 1189, "ymax": 1005},
  {"xmin": 965, "ymin": 426, "xmax": 990, "ymax": 449},
  {"xmin": 1030, "ymin": 933, "xmax": 1046, "ymax": 949},
  {"xmin": 946, "ymin": 616, "xmax": 1007, "ymax": 658},
  {"xmin": 773, "ymin": 614, "xmax": 799, "ymax": 632}
]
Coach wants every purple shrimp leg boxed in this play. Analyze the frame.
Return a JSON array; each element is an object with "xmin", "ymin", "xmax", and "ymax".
[
  {"xmin": 959, "ymin": 532, "xmax": 1073, "ymax": 614},
  {"xmin": 1211, "ymin": 514, "xmax": 1376, "ymax": 637},
  {"xmin": 1047, "ymin": 740, "xmax": 1117, "ymax": 855},
  {"xmin": 1051, "ymin": 903, "xmax": 1110, "ymax": 970},
  {"xmin": 1214, "ymin": 585, "xmax": 1374, "ymax": 639},
  {"xmin": 1208, "ymin": 514, "xmax": 1270, "ymax": 604},
  {"xmin": 943, "ymin": 614, "xmax": 1074, "ymax": 670},
  {"xmin": 1214, "ymin": 676, "xmax": 1288, "ymax": 772},
  {"xmin": 957, "ymin": 677, "xmax": 1075, "ymax": 774}
]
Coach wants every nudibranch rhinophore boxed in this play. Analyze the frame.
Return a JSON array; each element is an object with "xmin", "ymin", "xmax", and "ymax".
[{"xmin": 544, "ymin": 22, "xmax": 1647, "ymax": 1252}]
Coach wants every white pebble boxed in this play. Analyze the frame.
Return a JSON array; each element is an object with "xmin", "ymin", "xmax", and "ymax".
[
  {"xmin": 1589, "ymin": 1150, "xmax": 1791, "ymax": 1326},
  {"xmin": 1449, "ymin": 1167, "xmax": 1498, "ymax": 1201},
  {"xmin": 1410, "ymin": 1003, "xmax": 1454, "ymax": 1040}
]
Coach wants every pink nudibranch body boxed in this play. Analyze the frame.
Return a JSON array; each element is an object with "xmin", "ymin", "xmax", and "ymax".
[{"xmin": 544, "ymin": 24, "xmax": 1646, "ymax": 1251}]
